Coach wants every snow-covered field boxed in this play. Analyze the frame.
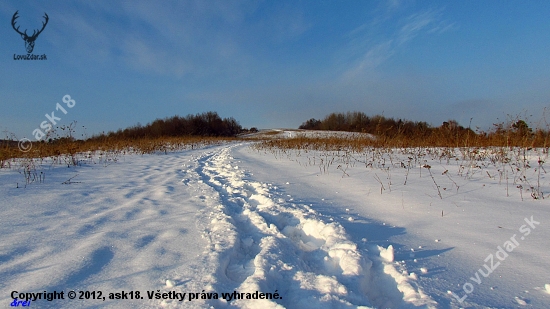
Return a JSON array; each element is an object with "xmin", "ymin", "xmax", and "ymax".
[{"xmin": 1, "ymin": 138, "xmax": 549, "ymax": 308}]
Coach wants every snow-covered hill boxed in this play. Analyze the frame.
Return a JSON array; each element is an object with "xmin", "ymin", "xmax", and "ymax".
[{"xmin": 242, "ymin": 129, "xmax": 375, "ymax": 140}]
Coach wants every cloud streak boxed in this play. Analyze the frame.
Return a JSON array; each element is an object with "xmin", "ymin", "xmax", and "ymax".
[{"xmin": 342, "ymin": 6, "xmax": 455, "ymax": 78}]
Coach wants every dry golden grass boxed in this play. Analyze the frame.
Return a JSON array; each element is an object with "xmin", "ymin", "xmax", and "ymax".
[
  {"xmin": 252, "ymin": 128, "xmax": 550, "ymax": 152},
  {"xmin": 2, "ymin": 127, "xmax": 548, "ymax": 166},
  {"xmin": 0, "ymin": 136, "xmax": 236, "ymax": 167}
]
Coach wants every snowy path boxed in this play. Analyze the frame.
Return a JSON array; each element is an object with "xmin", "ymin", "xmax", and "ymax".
[{"xmin": 168, "ymin": 144, "xmax": 435, "ymax": 308}]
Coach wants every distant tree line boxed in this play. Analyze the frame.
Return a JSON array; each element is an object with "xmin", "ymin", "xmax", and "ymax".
[
  {"xmin": 298, "ymin": 111, "xmax": 469, "ymax": 137},
  {"xmin": 298, "ymin": 111, "xmax": 547, "ymax": 146},
  {"xmin": 94, "ymin": 111, "xmax": 243, "ymax": 140}
]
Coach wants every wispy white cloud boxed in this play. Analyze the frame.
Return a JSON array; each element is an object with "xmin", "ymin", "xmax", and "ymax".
[
  {"xmin": 398, "ymin": 9, "xmax": 456, "ymax": 44},
  {"xmin": 342, "ymin": 6, "xmax": 455, "ymax": 78},
  {"xmin": 397, "ymin": 10, "xmax": 437, "ymax": 44},
  {"xmin": 343, "ymin": 40, "xmax": 394, "ymax": 79},
  {"xmin": 36, "ymin": 1, "xmax": 263, "ymax": 78},
  {"xmin": 427, "ymin": 21, "xmax": 457, "ymax": 35}
]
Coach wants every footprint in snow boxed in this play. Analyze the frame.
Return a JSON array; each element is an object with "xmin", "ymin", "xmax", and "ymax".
[{"xmin": 514, "ymin": 296, "xmax": 528, "ymax": 306}]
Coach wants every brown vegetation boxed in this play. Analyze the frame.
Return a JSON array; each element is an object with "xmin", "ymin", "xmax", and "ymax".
[
  {"xmin": 1, "ymin": 111, "xmax": 241, "ymax": 165},
  {"xmin": 297, "ymin": 111, "xmax": 550, "ymax": 148}
]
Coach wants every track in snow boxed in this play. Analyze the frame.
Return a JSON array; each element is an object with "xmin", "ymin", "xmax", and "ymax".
[{"xmin": 194, "ymin": 144, "xmax": 436, "ymax": 308}]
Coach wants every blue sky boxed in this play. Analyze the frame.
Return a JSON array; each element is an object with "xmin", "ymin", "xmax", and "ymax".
[{"xmin": 2, "ymin": 1, "xmax": 550, "ymax": 139}]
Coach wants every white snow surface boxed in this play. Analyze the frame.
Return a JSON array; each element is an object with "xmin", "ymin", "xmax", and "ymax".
[
  {"xmin": 1, "ymin": 141, "xmax": 549, "ymax": 308},
  {"xmin": 246, "ymin": 129, "xmax": 375, "ymax": 140}
]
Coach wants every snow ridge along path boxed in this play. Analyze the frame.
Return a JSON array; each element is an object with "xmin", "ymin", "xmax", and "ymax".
[{"xmin": 192, "ymin": 144, "xmax": 436, "ymax": 308}]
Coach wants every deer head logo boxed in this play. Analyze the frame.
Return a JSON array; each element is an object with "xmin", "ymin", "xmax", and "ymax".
[{"xmin": 11, "ymin": 11, "xmax": 49, "ymax": 54}]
